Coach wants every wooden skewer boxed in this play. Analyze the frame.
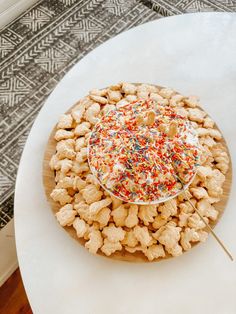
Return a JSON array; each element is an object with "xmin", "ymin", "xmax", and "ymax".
[
  {"xmin": 170, "ymin": 155, "xmax": 233, "ymax": 261},
  {"xmin": 183, "ymin": 191, "xmax": 233, "ymax": 261},
  {"xmin": 176, "ymin": 175, "xmax": 233, "ymax": 261}
]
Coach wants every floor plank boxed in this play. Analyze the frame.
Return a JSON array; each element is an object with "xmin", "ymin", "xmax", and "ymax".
[{"xmin": 0, "ymin": 268, "xmax": 32, "ymax": 314}]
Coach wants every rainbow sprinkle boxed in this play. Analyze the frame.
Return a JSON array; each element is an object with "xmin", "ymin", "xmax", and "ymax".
[{"xmin": 88, "ymin": 99, "xmax": 201, "ymax": 203}]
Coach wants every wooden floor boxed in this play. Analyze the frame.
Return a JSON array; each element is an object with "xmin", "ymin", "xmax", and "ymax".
[{"xmin": 0, "ymin": 268, "xmax": 32, "ymax": 314}]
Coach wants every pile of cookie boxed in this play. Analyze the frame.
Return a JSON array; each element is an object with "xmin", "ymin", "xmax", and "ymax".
[{"xmin": 49, "ymin": 83, "xmax": 230, "ymax": 261}]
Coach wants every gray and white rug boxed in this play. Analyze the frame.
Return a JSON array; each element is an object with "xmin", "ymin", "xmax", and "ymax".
[{"xmin": 0, "ymin": 0, "xmax": 236, "ymax": 229}]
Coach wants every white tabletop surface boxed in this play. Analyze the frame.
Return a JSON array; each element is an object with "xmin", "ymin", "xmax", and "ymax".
[{"xmin": 15, "ymin": 13, "xmax": 236, "ymax": 314}]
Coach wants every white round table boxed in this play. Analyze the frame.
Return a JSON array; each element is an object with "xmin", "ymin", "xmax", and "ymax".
[{"xmin": 15, "ymin": 13, "xmax": 236, "ymax": 314}]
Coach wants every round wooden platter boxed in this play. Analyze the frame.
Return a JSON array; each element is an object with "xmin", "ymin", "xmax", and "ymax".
[{"xmin": 43, "ymin": 85, "xmax": 232, "ymax": 262}]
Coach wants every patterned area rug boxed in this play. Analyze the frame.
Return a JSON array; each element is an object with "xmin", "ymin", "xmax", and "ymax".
[{"xmin": 0, "ymin": 0, "xmax": 235, "ymax": 229}]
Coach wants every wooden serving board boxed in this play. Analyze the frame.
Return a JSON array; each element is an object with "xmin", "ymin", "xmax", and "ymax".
[{"xmin": 43, "ymin": 86, "xmax": 232, "ymax": 262}]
